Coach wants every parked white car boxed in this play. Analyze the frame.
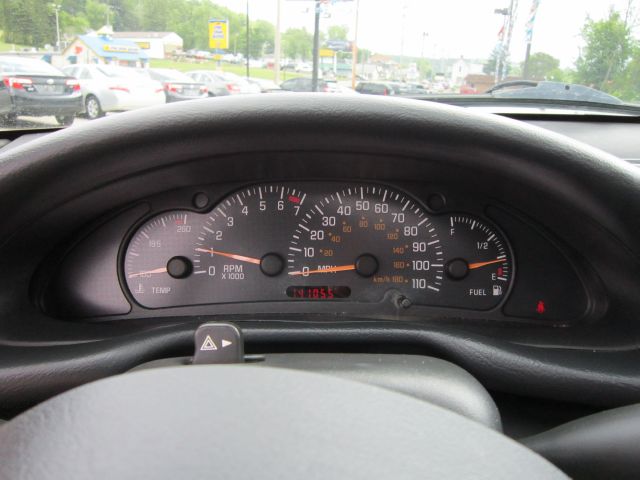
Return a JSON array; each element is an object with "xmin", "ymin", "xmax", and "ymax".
[
  {"xmin": 62, "ymin": 64, "xmax": 165, "ymax": 119},
  {"xmin": 217, "ymin": 72, "xmax": 261, "ymax": 95}
]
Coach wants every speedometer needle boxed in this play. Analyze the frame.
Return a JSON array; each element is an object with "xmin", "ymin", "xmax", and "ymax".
[
  {"xmin": 128, "ymin": 267, "xmax": 168, "ymax": 278},
  {"xmin": 468, "ymin": 259, "xmax": 504, "ymax": 270},
  {"xmin": 288, "ymin": 265, "xmax": 356, "ymax": 276},
  {"xmin": 195, "ymin": 248, "xmax": 261, "ymax": 265}
]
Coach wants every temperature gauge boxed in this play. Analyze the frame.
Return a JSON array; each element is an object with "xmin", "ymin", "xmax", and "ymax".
[{"xmin": 443, "ymin": 214, "xmax": 513, "ymax": 310}]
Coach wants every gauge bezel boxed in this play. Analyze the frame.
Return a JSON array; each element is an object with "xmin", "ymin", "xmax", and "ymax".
[{"xmin": 440, "ymin": 212, "xmax": 517, "ymax": 311}]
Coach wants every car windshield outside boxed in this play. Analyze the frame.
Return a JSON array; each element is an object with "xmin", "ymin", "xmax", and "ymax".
[{"xmin": 0, "ymin": 0, "xmax": 639, "ymax": 129}]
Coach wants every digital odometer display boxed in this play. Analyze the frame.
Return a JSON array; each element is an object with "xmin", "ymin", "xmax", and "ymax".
[{"xmin": 286, "ymin": 286, "xmax": 351, "ymax": 299}]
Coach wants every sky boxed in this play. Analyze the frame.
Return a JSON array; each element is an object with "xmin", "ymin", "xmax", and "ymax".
[{"xmin": 214, "ymin": 0, "xmax": 638, "ymax": 67}]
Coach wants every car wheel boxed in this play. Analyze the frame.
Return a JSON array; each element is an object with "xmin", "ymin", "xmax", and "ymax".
[
  {"xmin": 55, "ymin": 115, "xmax": 75, "ymax": 127},
  {"xmin": 85, "ymin": 95, "xmax": 103, "ymax": 120}
]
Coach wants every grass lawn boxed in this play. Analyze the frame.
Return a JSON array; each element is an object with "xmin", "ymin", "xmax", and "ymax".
[
  {"xmin": 0, "ymin": 41, "xmax": 29, "ymax": 52},
  {"xmin": 149, "ymin": 58, "xmax": 305, "ymax": 82},
  {"xmin": 0, "ymin": 30, "xmax": 28, "ymax": 52}
]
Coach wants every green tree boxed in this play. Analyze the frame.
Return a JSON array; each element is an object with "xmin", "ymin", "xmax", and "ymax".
[
  {"xmin": 524, "ymin": 52, "xmax": 560, "ymax": 80},
  {"xmin": 59, "ymin": 10, "xmax": 90, "ymax": 36},
  {"xmin": 575, "ymin": 9, "xmax": 632, "ymax": 90},
  {"xmin": 249, "ymin": 19, "xmax": 274, "ymax": 58},
  {"xmin": 416, "ymin": 58, "xmax": 431, "ymax": 78},
  {"xmin": 1, "ymin": 0, "xmax": 56, "ymax": 47},
  {"xmin": 611, "ymin": 45, "xmax": 640, "ymax": 102},
  {"xmin": 85, "ymin": 0, "xmax": 111, "ymax": 29},
  {"xmin": 282, "ymin": 27, "xmax": 313, "ymax": 60},
  {"xmin": 483, "ymin": 46, "xmax": 507, "ymax": 76},
  {"xmin": 357, "ymin": 47, "xmax": 371, "ymax": 63},
  {"xmin": 327, "ymin": 24, "xmax": 348, "ymax": 41}
]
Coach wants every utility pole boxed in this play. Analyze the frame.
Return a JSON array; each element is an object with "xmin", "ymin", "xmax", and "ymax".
[
  {"xmin": 246, "ymin": 0, "xmax": 250, "ymax": 78},
  {"xmin": 493, "ymin": 1, "xmax": 516, "ymax": 83},
  {"xmin": 311, "ymin": 0, "xmax": 320, "ymax": 92},
  {"xmin": 421, "ymin": 32, "xmax": 428, "ymax": 59},
  {"xmin": 400, "ymin": 2, "xmax": 407, "ymax": 58},
  {"xmin": 274, "ymin": 0, "xmax": 282, "ymax": 84},
  {"xmin": 501, "ymin": 0, "xmax": 517, "ymax": 81},
  {"xmin": 50, "ymin": 3, "xmax": 61, "ymax": 52},
  {"xmin": 351, "ymin": 0, "xmax": 360, "ymax": 89},
  {"xmin": 522, "ymin": 0, "xmax": 540, "ymax": 79}
]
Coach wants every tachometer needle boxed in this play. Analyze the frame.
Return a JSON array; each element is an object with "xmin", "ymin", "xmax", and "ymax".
[
  {"xmin": 128, "ymin": 267, "xmax": 168, "ymax": 278},
  {"xmin": 195, "ymin": 248, "xmax": 261, "ymax": 265},
  {"xmin": 468, "ymin": 259, "xmax": 504, "ymax": 270},
  {"xmin": 288, "ymin": 265, "xmax": 356, "ymax": 276}
]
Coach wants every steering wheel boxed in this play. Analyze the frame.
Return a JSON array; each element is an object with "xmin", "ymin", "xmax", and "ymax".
[{"xmin": 0, "ymin": 93, "xmax": 638, "ymax": 478}]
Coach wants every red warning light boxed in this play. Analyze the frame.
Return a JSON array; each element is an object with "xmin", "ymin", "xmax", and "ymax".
[
  {"xmin": 497, "ymin": 267, "xmax": 503, "ymax": 277},
  {"xmin": 536, "ymin": 300, "xmax": 546, "ymax": 314},
  {"xmin": 288, "ymin": 195, "xmax": 300, "ymax": 204}
]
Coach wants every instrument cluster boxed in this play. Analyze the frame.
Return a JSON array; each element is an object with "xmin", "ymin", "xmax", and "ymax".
[{"xmin": 124, "ymin": 182, "xmax": 514, "ymax": 310}]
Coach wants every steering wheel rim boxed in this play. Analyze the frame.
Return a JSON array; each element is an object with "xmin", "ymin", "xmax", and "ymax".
[{"xmin": 0, "ymin": 94, "xmax": 637, "ymax": 253}]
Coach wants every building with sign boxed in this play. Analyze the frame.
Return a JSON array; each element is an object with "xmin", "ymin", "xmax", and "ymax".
[
  {"xmin": 111, "ymin": 31, "xmax": 183, "ymax": 59},
  {"xmin": 63, "ymin": 31, "xmax": 149, "ymax": 67}
]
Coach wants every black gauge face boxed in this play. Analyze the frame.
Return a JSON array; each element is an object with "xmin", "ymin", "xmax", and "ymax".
[
  {"xmin": 125, "ymin": 185, "xmax": 308, "ymax": 307},
  {"xmin": 124, "ymin": 211, "xmax": 203, "ymax": 308},
  {"xmin": 192, "ymin": 184, "xmax": 307, "ymax": 303},
  {"xmin": 441, "ymin": 214, "xmax": 513, "ymax": 310},
  {"xmin": 287, "ymin": 184, "xmax": 444, "ymax": 303}
]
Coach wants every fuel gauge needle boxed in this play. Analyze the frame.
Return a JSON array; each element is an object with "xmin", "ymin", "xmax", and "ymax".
[
  {"xmin": 468, "ymin": 259, "xmax": 504, "ymax": 270},
  {"xmin": 128, "ymin": 267, "xmax": 168, "ymax": 278},
  {"xmin": 195, "ymin": 248, "xmax": 261, "ymax": 265}
]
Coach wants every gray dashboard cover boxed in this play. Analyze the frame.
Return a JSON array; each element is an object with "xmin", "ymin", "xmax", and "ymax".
[{"xmin": 0, "ymin": 366, "xmax": 566, "ymax": 480}]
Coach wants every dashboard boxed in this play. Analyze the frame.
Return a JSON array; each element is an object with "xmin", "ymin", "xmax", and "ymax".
[{"xmin": 1, "ymin": 94, "xmax": 639, "ymax": 419}]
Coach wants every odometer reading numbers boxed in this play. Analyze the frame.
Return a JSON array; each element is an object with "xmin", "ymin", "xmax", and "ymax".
[
  {"xmin": 443, "ymin": 214, "xmax": 513, "ymax": 310},
  {"xmin": 288, "ymin": 185, "xmax": 444, "ymax": 303}
]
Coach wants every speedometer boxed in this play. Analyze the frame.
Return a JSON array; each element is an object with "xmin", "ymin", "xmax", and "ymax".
[{"xmin": 287, "ymin": 184, "xmax": 444, "ymax": 303}]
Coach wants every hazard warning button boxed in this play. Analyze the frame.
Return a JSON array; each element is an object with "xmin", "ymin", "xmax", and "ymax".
[{"xmin": 193, "ymin": 322, "xmax": 244, "ymax": 364}]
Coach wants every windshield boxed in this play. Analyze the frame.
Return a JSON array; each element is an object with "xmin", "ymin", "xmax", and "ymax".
[{"xmin": 0, "ymin": 0, "xmax": 639, "ymax": 129}]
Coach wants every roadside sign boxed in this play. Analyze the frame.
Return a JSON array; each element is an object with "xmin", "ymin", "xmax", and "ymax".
[
  {"xmin": 319, "ymin": 48, "xmax": 334, "ymax": 58},
  {"xmin": 208, "ymin": 19, "xmax": 229, "ymax": 50}
]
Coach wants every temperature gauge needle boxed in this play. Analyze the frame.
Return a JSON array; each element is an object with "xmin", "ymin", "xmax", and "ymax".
[
  {"xmin": 195, "ymin": 248, "xmax": 261, "ymax": 265},
  {"xmin": 288, "ymin": 265, "xmax": 356, "ymax": 276},
  {"xmin": 128, "ymin": 267, "xmax": 168, "ymax": 278},
  {"xmin": 468, "ymin": 259, "xmax": 504, "ymax": 270}
]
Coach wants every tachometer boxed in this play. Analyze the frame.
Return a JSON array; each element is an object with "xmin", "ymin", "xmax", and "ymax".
[
  {"xmin": 192, "ymin": 184, "xmax": 308, "ymax": 303},
  {"xmin": 287, "ymin": 184, "xmax": 444, "ymax": 303}
]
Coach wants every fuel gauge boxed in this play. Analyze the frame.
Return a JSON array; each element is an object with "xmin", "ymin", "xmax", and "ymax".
[{"xmin": 443, "ymin": 214, "xmax": 513, "ymax": 310}]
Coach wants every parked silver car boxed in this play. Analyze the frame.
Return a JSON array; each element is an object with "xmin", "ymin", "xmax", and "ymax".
[
  {"xmin": 62, "ymin": 64, "xmax": 165, "ymax": 120},
  {"xmin": 185, "ymin": 71, "xmax": 234, "ymax": 97},
  {"xmin": 185, "ymin": 70, "xmax": 260, "ymax": 96}
]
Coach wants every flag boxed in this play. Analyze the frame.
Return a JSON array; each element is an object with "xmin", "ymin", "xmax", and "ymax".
[{"xmin": 525, "ymin": 0, "xmax": 541, "ymax": 43}]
